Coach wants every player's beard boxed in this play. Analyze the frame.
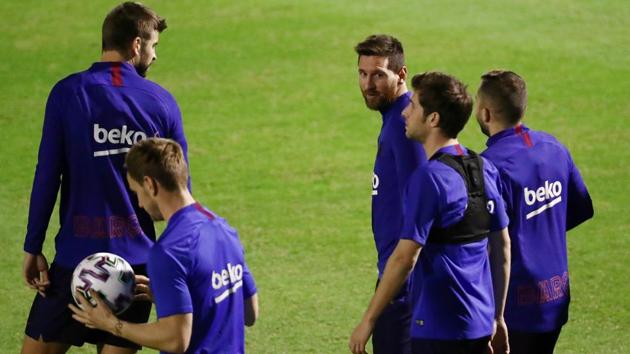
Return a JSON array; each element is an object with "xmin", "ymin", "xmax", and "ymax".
[
  {"xmin": 134, "ymin": 49, "xmax": 153, "ymax": 78},
  {"xmin": 362, "ymin": 88, "xmax": 396, "ymax": 111},
  {"xmin": 134, "ymin": 62, "xmax": 150, "ymax": 78},
  {"xmin": 477, "ymin": 116, "xmax": 491, "ymax": 137}
]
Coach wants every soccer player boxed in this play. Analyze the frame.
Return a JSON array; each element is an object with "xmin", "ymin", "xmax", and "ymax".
[
  {"xmin": 69, "ymin": 138, "xmax": 259, "ymax": 354},
  {"xmin": 21, "ymin": 3, "xmax": 189, "ymax": 353},
  {"xmin": 354, "ymin": 34, "xmax": 426, "ymax": 354},
  {"xmin": 350, "ymin": 72, "xmax": 511, "ymax": 354},
  {"xmin": 476, "ymin": 70, "xmax": 594, "ymax": 354}
]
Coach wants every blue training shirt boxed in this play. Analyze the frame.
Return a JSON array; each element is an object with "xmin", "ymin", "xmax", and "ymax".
[
  {"xmin": 372, "ymin": 92, "xmax": 426, "ymax": 278},
  {"xmin": 401, "ymin": 144, "xmax": 509, "ymax": 340},
  {"xmin": 24, "ymin": 62, "xmax": 189, "ymax": 268},
  {"xmin": 482, "ymin": 124, "xmax": 593, "ymax": 332},
  {"xmin": 149, "ymin": 203, "xmax": 257, "ymax": 354}
]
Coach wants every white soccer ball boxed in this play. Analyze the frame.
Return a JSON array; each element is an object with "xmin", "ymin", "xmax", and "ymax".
[{"xmin": 71, "ymin": 252, "xmax": 136, "ymax": 315}]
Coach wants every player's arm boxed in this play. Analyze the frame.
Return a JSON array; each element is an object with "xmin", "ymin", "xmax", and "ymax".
[
  {"xmin": 70, "ymin": 290, "xmax": 192, "ymax": 353},
  {"xmin": 23, "ymin": 84, "xmax": 66, "ymax": 293},
  {"xmin": 483, "ymin": 161, "xmax": 511, "ymax": 354},
  {"xmin": 241, "ymin": 251, "xmax": 258, "ymax": 326},
  {"xmin": 349, "ymin": 239, "xmax": 422, "ymax": 354},
  {"xmin": 566, "ymin": 155, "xmax": 594, "ymax": 230},
  {"xmin": 164, "ymin": 94, "xmax": 192, "ymax": 190},
  {"xmin": 112, "ymin": 313, "xmax": 192, "ymax": 353},
  {"xmin": 362, "ymin": 239, "xmax": 421, "ymax": 323},
  {"xmin": 488, "ymin": 227, "xmax": 511, "ymax": 354},
  {"xmin": 245, "ymin": 293, "xmax": 259, "ymax": 326}
]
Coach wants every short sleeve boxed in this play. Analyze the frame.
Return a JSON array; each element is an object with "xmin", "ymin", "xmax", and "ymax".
[
  {"xmin": 242, "ymin": 261, "xmax": 257, "ymax": 299},
  {"xmin": 401, "ymin": 168, "xmax": 439, "ymax": 246},
  {"xmin": 482, "ymin": 158, "xmax": 510, "ymax": 231},
  {"xmin": 148, "ymin": 246, "xmax": 193, "ymax": 318},
  {"xmin": 566, "ymin": 152, "xmax": 594, "ymax": 230}
]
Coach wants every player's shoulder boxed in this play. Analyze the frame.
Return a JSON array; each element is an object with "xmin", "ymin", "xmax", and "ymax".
[
  {"xmin": 480, "ymin": 155, "xmax": 500, "ymax": 175},
  {"xmin": 140, "ymin": 77, "xmax": 172, "ymax": 95},
  {"xmin": 206, "ymin": 213, "xmax": 241, "ymax": 243},
  {"xmin": 131, "ymin": 77, "xmax": 177, "ymax": 103},
  {"xmin": 479, "ymin": 157, "xmax": 504, "ymax": 191},
  {"xmin": 424, "ymin": 158, "xmax": 459, "ymax": 189},
  {"xmin": 178, "ymin": 206, "xmax": 240, "ymax": 244},
  {"xmin": 530, "ymin": 129, "xmax": 563, "ymax": 146},
  {"xmin": 50, "ymin": 69, "xmax": 90, "ymax": 93},
  {"xmin": 529, "ymin": 129, "xmax": 573, "ymax": 159},
  {"xmin": 148, "ymin": 240, "xmax": 175, "ymax": 265}
]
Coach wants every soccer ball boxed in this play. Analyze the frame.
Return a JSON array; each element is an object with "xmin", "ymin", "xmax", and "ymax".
[{"xmin": 71, "ymin": 252, "xmax": 136, "ymax": 315}]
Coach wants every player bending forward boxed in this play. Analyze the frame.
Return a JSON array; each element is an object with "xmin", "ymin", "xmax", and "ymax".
[{"xmin": 71, "ymin": 138, "xmax": 259, "ymax": 354}]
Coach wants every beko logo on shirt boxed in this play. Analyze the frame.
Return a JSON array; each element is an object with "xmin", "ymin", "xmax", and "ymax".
[
  {"xmin": 523, "ymin": 180, "xmax": 563, "ymax": 219},
  {"xmin": 211, "ymin": 263, "xmax": 244, "ymax": 304},
  {"xmin": 94, "ymin": 124, "xmax": 147, "ymax": 145},
  {"xmin": 92, "ymin": 124, "xmax": 148, "ymax": 157},
  {"xmin": 372, "ymin": 173, "xmax": 380, "ymax": 196}
]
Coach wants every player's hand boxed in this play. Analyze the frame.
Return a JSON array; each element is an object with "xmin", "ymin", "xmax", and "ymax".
[
  {"xmin": 23, "ymin": 252, "xmax": 50, "ymax": 297},
  {"xmin": 349, "ymin": 319, "xmax": 374, "ymax": 354},
  {"xmin": 488, "ymin": 317, "xmax": 509, "ymax": 354},
  {"xmin": 134, "ymin": 274, "xmax": 153, "ymax": 302},
  {"xmin": 69, "ymin": 289, "xmax": 118, "ymax": 333}
]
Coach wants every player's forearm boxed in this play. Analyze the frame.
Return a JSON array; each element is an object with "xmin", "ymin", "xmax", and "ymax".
[
  {"xmin": 363, "ymin": 243, "xmax": 419, "ymax": 323},
  {"xmin": 489, "ymin": 228, "xmax": 511, "ymax": 318},
  {"xmin": 109, "ymin": 316, "xmax": 192, "ymax": 353},
  {"xmin": 25, "ymin": 100, "xmax": 65, "ymax": 253},
  {"xmin": 245, "ymin": 293, "xmax": 259, "ymax": 326},
  {"xmin": 24, "ymin": 168, "xmax": 62, "ymax": 253}
]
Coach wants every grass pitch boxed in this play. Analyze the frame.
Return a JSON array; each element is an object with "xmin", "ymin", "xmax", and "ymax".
[{"xmin": 0, "ymin": 0, "xmax": 628, "ymax": 352}]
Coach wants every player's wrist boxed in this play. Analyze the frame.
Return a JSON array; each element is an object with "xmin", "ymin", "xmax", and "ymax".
[
  {"xmin": 109, "ymin": 318, "xmax": 125, "ymax": 337},
  {"xmin": 362, "ymin": 312, "xmax": 378, "ymax": 327}
]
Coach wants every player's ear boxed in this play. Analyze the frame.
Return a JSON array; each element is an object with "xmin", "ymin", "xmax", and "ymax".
[
  {"xmin": 481, "ymin": 107, "xmax": 491, "ymax": 124},
  {"xmin": 428, "ymin": 112, "xmax": 440, "ymax": 127},
  {"xmin": 143, "ymin": 176, "xmax": 158, "ymax": 197},
  {"xmin": 130, "ymin": 37, "xmax": 142, "ymax": 58},
  {"xmin": 397, "ymin": 65, "xmax": 408, "ymax": 84}
]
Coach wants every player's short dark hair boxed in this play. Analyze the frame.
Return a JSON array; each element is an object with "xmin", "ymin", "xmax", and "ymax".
[
  {"xmin": 102, "ymin": 2, "xmax": 167, "ymax": 52},
  {"xmin": 411, "ymin": 72, "xmax": 473, "ymax": 138},
  {"xmin": 125, "ymin": 138, "xmax": 188, "ymax": 192},
  {"xmin": 478, "ymin": 70, "xmax": 527, "ymax": 125},
  {"xmin": 354, "ymin": 34, "xmax": 405, "ymax": 73}
]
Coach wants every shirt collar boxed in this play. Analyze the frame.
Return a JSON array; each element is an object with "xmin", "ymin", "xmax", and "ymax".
[
  {"xmin": 486, "ymin": 123, "xmax": 529, "ymax": 147},
  {"xmin": 166, "ymin": 202, "xmax": 197, "ymax": 225},
  {"xmin": 88, "ymin": 61, "xmax": 138, "ymax": 75},
  {"xmin": 434, "ymin": 143, "xmax": 467, "ymax": 157}
]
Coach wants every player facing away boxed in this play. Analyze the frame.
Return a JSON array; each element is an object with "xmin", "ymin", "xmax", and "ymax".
[
  {"xmin": 69, "ymin": 138, "xmax": 259, "ymax": 354},
  {"xmin": 476, "ymin": 70, "xmax": 594, "ymax": 354},
  {"xmin": 350, "ymin": 72, "xmax": 511, "ymax": 354},
  {"xmin": 21, "ymin": 3, "xmax": 189, "ymax": 353},
  {"xmin": 355, "ymin": 34, "xmax": 426, "ymax": 354}
]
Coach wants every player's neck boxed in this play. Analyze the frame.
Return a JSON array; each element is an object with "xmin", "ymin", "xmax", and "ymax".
[
  {"xmin": 395, "ymin": 84, "xmax": 408, "ymax": 99},
  {"xmin": 101, "ymin": 50, "xmax": 132, "ymax": 64},
  {"xmin": 158, "ymin": 190, "xmax": 196, "ymax": 222},
  {"xmin": 423, "ymin": 132, "xmax": 459, "ymax": 159},
  {"xmin": 489, "ymin": 118, "xmax": 523, "ymax": 136}
]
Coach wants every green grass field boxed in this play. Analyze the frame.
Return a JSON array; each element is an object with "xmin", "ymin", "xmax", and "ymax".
[{"xmin": 1, "ymin": 0, "xmax": 628, "ymax": 352}]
